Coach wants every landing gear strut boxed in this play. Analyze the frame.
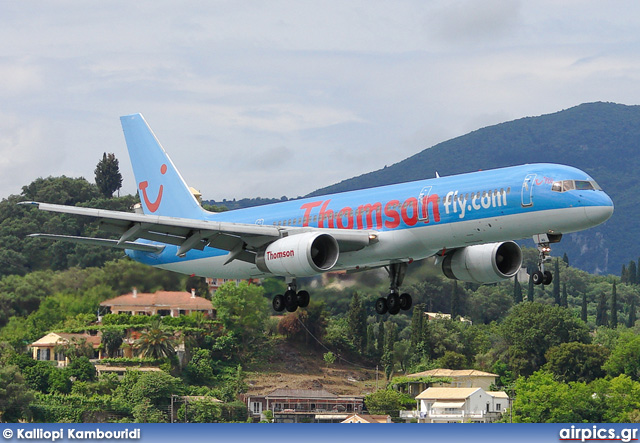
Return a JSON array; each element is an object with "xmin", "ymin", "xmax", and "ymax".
[
  {"xmin": 532, "ymin": 234, "xmax": 560, "ymax": 286},
  {"xmin": 272, "ymin": 279, "xmax": 310, "ymax": 313},
  {"xmin": 375, "ymin": 263, "xmax": 413, "ymax": 315}
]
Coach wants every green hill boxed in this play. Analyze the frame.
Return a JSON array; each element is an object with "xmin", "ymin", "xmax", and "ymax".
[{"xmin": 308, "ymin": 102, "xmax": 640, "ymax": 275}]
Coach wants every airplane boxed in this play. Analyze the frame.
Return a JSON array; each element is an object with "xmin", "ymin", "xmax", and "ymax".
[{"xmin": 21, "ymin": 114, "xmax": 614, "ymax": 315}]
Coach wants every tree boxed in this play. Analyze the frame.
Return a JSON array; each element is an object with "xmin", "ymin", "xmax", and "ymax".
[
  {"xmin": 596, "ymin": 293, "xmax": 608, "ymax": 327},
  {"xmin": 0, "ymin": 365, "xmax": 34, "ymax": 422},
  {"xmin": 544, "ymin": 342, "xmax": 608, "ymax": 383},
  {"xmin": 128, "ymin": 370, "xmax": 183, "ymax": 408},
  {"xmin": 101, "ymin": 328, "xmax": 124, "ymax": 358},
  {"xmin": 527, "ymin": 273, "xmax": 534, "ymax": 302},
  {"xmin": 410, "ymin": 304, "xmax": 425, "ymax": 348},
  {"xmin": 364, "ymin": 389, "xmax": 402, "ymax": 417},
  {"xmin": 212, "ymin": 282, "xmax": 269, "ymax": 350},
  {"xmin": 511, "ymin": 371, "xmax": 600, "ymax": 423},
  {"xmin": 628, "ymin": 296, "xmax": 637, "ymax": 328},
  {"xmin": 553, "ymin": 259, "xmax": 561, "ymax": 305},
  {"xmin": 392, "ymin": 340, "xmax": 411, "ymax": 373},
  {"xmin": 346, "ymin": 292, "xmax": 367, "ymax": 353},
  {"xmin": 581, "ymin": 292, "xmax": 588, "ymax": 323},
  {"xmin": 629, "ymin": 261, "xmax": 638, "ymax": 286},
  {"xmin": 67, "ymin": 356, "xmax": 96, "ymax": 382},
  {"xmin": 377, "ymin": 321, "xmax": 385, "ymax": 357},
  {"xmin": 513, "ymin": 274, "xmax": 523, "ymax": 303},
  {"xmin": 561, "ymin": 283, "xmax": 568, "ymax": 308},
  {"xmin": 610, "ymin": 282, "xmax": 618, "ymax": 328},
  {"xmin": 499, "ymin": 302, "xmax": 591, "ymax": 376},
  {"xmin": 450, "ymin": 280, "xmax": 460, "ymax": 319},
  {"xmin": 135, "ymin": 318, "xmax": 176, "ymax": 359},
  {"xmin": 366, "ymin": 324, "xmax": 376, "ymax": 358},
  {"xmin": 184, "ymin": 348, "xmax": 215, "ymax": 385},
  {"xmin": 603, "ymin": 334, "xmax": 640, "ymax": 380},
  {"xmin": 437, "ymin": 350, "xmax": 467, "ymax": 370},
  {"xmin": 94, "ymin": 152, "xmax": 123, "ymax": 198},
  {"xmin": 323, "ymin": 351, "xmax": 336, "ymax": 366}
]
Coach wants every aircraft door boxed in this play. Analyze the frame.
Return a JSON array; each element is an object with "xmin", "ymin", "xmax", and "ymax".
[
  {"xmin": 521, "ymin": 174, "xmax": 536, "ymax": 207},
  {"xmin": 418, "ymin": 186, "xmax": 433, "ymax": 222}
]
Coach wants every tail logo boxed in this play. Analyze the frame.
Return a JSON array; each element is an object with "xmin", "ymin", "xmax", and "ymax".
[{"xmin": 139, "ymin": 164, "xmax": 167, "ymax": 213}]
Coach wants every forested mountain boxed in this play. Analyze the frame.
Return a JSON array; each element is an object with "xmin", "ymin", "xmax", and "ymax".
[{"xmin": 309, "ymin": 102, "xmax": 640, "ymax": 275}]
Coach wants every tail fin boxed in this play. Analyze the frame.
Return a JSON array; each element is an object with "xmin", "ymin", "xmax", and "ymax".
[{"xmin": 120, "ymin": 114, "xmax": 205, "ymax": 218}]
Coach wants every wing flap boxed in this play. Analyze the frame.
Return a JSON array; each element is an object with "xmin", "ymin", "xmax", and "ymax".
[{"xmin": 28, "ymin": 234, "xmax": 165, "ymax": 253}]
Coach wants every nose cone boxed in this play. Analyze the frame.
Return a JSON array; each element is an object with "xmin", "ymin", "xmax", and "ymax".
[{"xmin": 584, "ymin": 193, "xmax": 614, "ymax": 225}]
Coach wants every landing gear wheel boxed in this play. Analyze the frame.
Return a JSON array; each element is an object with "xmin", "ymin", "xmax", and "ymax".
[
  {"xmin": 399, "ymin": 293, "xmax": 412, "ymax": 311},
  {"xmin": 297, "ymin": 290, "xmax": 310, "ymax": 308},
  {"xmin": 532, "ymin": 270, "xmax": 544, "ymax": 286},
  {"xmin": 543, "ymin": 270, "xmax": 553, "ymax": 285},
  {"xmin": 284, "ymin": 290, "xmax": 298, "ymax": 312},
  {"xmin": 388, "ymin": 305, "xmax": 401, "ymax": 315},
  {"xmin": 272, "ymin": 294, "xmax": 285, "ymax": 312},
  {"xmin": 375, "ymin": 297, "xmax": 388, "ymax": 315},
  {"xmin": 387, "ymin": 293, "xmax": 400, "ymax": 312}
]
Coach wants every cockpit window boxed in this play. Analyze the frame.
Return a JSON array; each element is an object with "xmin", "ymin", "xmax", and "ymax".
[
  {"xmin": 551, "ymin": 179, "xmax": 602, "ymax": 192},
  {"xmin": 574, "ymin": 180, "xmax": 595, "ymax": 191}
]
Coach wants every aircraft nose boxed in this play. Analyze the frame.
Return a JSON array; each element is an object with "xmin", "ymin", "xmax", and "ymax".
[{"xmin": 584, "ymin": 194, "xmax": 614, "ymax": 225}]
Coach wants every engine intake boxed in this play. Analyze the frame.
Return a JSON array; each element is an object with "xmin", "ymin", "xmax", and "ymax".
[
  {"xmin": 257, "ymin": 232, "xmax": 339, "ymax": 277},
  {"xmin": 441, "ymin": 241, "xmax": 523, "ymax": 284}
]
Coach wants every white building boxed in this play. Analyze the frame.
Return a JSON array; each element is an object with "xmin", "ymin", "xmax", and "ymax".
[{"xmin": 414, "ymin": 387, "xmax": 508, "ymax": 423}]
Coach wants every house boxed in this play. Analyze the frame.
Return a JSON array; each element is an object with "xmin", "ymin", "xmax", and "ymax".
[
  {"xmin": 243, "ymin": 388, "xmax": 365, "ymax": 423},
  {"xmin": 414, "ymin": 387, "xmax": 508, "ymax": 423},
  {"xmin": 341, "ymin": 414, "xmax": 392, "ymax": 423},
  {"xmin": 30, "ymin": 332, "xmax": 103, "ymax": 367},
  {"xmin": 100, "ymin": 289, "xmax": 214, "ymax": 318},
  {"xmin": 405, "ymin": 369, "xmax": 499, "ymax": 397}
]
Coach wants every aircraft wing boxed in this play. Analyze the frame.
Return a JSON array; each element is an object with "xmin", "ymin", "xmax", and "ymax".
[{"xmin": 20, "ymin": 202, "xmax": 375, "ymax": 263}]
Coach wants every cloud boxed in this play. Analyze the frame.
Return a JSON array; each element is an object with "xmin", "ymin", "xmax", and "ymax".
[{"xmin": 425, "ymin": 0, "xmax": 522, "ymax": 46}]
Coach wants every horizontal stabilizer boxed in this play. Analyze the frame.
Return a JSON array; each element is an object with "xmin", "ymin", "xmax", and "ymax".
[{"xmin": 28, "ymin": 234, "xmax": 165, "ymax": 253}]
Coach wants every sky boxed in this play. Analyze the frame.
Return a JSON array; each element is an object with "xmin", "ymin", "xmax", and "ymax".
[{"xmin": 1, "ymin": 0, "xmax": 640, "ymax": 201}]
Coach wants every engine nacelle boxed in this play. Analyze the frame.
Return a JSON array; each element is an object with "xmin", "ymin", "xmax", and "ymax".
[
  {"xmin": 256, "ymin": 232, "xmax": 339, "ymax": 277},
  {"xmin": 441, "ymin": 241, "xmax": 523, "ymax": 284}
]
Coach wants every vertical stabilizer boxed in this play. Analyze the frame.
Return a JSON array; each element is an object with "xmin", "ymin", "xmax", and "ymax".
[{"xmin": 120, "ymin": 114, "xmax": 205, "ymax": 218}]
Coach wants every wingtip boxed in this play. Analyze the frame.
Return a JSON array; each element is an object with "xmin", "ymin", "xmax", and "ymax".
[{"xmin": 18, "ymin": 201, "xmax": 39, "ymax": 207}]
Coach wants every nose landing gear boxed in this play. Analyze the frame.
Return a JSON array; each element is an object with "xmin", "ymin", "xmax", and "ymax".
[{"xmin": 532, "ymin": 233, "xmax": 561, "ymax": 286}]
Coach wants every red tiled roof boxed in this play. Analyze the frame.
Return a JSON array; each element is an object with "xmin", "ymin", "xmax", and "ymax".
[{"xmin": 100, "ymin": 291, "xmax": 213, "ymax": 310}]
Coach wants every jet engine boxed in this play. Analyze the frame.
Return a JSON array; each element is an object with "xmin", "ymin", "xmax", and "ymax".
[
  {"xmin": 257, "ymin": 232, "xmax": 339, "ymax": 277},
  {"xmin": 441, "ymin": 241, "xmax": 523, "ymax": 284}
]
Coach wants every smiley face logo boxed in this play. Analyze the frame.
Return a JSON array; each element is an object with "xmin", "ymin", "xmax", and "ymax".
[{"xmin": 139, "ymin": 164, "xmax": 167, "ymax": 213}]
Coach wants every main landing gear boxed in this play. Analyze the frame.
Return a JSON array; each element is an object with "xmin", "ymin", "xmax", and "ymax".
[
  {"xmin": 272, "ymin": 279, "xmax": 310, "ymax": 313},
  {"xmin": 375, "ymin": 263, "xmax": 413, "ymax": 316},
  {"xmin": 531, "ymin": 233, "xmax": 561, "ymax": 286}
]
